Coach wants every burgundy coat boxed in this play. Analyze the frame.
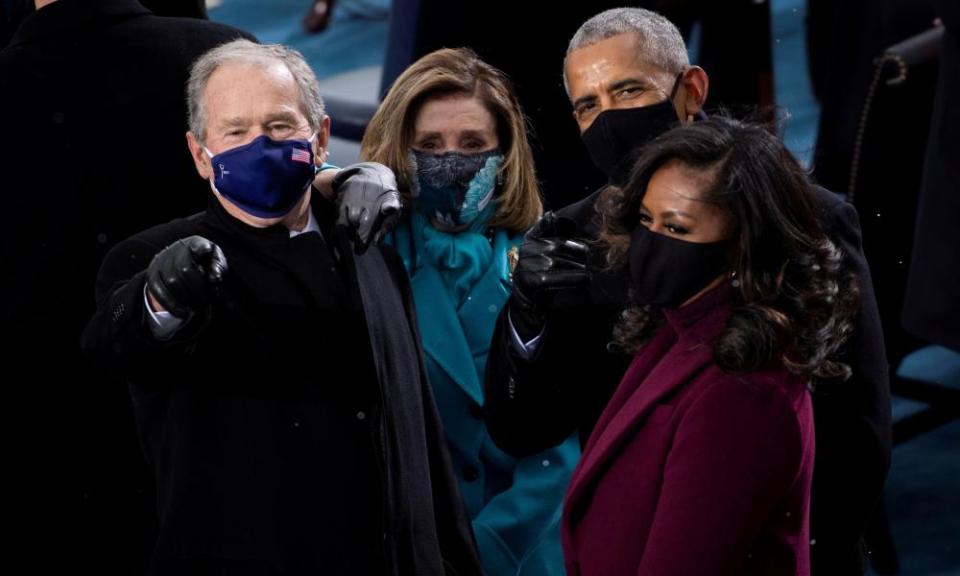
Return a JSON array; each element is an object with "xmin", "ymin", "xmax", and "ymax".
[{"xmin": 561, "ymin": 283, "xmax": 815, "ymax": 576}]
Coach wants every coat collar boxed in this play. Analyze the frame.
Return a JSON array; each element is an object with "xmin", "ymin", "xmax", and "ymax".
[
  {"xmin": 200, "ymin": 190, "xmax": 348, "ymax": 313},
  {"xmin": 660, "ymin": 278, "xmax": 735, "ymax": 339},
  {"xmin": 203, "ymin": 190, "xmax": 339, "ymax": 250},
  {"xmin": 565, "ymin": 281, "xmax": 734, "ymax": 509},
  {"xmin": 391, "ymin": 219, "xmax": 517, "ymax": 405}
]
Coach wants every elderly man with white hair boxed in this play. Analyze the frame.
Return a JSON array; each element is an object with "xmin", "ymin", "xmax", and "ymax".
[{"xmin": 82, "ymin": 39, "xmax": 481, "ymax": 576}]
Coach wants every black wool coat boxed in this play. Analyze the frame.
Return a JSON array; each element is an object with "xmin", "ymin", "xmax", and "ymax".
[{"xmin": 82, "ymin": 195, "xmax": 482, "ymax": 576}]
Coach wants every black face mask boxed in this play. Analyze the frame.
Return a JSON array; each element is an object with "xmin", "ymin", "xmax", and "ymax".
[
  {"xmin": 628, "ymin": 225, "xmax": 730, "ymax": 309},
  {"xmin": 581, "ymin": 73, "xmax": 684, "ymax": 187}
]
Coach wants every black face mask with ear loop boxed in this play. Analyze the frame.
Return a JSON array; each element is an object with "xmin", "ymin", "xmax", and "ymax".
[
  {"xmin": 627, "ymin": 224, "xmax": 730, "ymax": 309},
  {"xmin": 581, "ymin": 72, "xmax": 685, "ymax": 187}
]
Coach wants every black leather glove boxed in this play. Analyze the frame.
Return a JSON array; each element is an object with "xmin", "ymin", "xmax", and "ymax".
[
  {"xmin": 332, "ymin": 162, "xmax": 403, "ymax": 253},
  {"xmin": 146, "ymin": 235, "xmax": 228, "ymax": 319},
  {"xmin": 510, "ymin": 212, "xmax": 591, "ymax": 340}
]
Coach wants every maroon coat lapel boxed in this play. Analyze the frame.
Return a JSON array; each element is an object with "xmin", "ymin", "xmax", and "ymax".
[
  {"xmin": 565, "ymin": 283, "xmax": 734, "ymax": 513},
  {"xmin": 565, "ymin": 334, "xmax": 713, "ymax": 508}
]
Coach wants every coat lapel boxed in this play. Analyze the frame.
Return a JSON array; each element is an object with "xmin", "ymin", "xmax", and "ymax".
[
  {"xmin": 410, "ymin": 264, "xmax": 485, "ymax": 405},
  {"xmin": 396, "ymin": 224, "xmax": 518, "ymax": 407},
  {"xmin": 456, "ymin": 230, "xmax": 514, "ymax": 358},
  {"xmin": 565, "ymin": 330, "xmax": 714, "ymax": 510}
]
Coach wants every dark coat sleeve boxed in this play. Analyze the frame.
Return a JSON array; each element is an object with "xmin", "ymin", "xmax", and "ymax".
[
  {"xmin": 80, "ymin": 221, "xmax": 204, "ymax": 380},
  {"xmin": 483, "ymin": 310, "xmax": 592, "ymax": 457},
  {"xmin": 809, "ymin": 187, "xmax": 893, "ymax": 571},
  {"xmin": 484, "ymin": 190, "xmax": 632, "ymax": 457}
]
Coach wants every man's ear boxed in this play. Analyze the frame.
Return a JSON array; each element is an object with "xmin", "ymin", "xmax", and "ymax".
[
  {"xmin": 676, "ymin": 66, "xmax": 709, "ymax": 122},
  {"xmin": 314, "ymin": 115, "xmax": 332, "ymax": 165},
  {"xmin": 186, "ymin": 131, "xmax": 212, "ymax": 180}
]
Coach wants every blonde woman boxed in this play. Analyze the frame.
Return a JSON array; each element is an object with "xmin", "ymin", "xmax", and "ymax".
[{"xmin": 362, "ymin": 48, "xmax": 578, "ymax": 576}]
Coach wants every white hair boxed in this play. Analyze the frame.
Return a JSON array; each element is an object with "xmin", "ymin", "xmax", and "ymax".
[
  {"xmin": 187, "ymin": 39, "xmax": 325, "ymax": 143},
  {"xmin": 564, "ymin": 8, "xmax": 689, "ymax": 93}
]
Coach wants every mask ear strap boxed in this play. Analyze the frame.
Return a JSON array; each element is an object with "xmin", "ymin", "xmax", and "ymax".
[
  {"xmin": 669, "ymin": 70, "xmax": 684, "ymax": 100},
  {"xmin": 315, "ymin": 161, "xmax": 338, "ymax": 175}
]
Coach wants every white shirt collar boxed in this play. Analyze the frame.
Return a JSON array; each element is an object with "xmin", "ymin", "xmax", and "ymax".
[{"xmin": 288, "ymin": 207, "xmax": 321, "ymax": 239}]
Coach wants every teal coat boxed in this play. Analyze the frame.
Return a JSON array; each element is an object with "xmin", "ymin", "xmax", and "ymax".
[{"xmin": 388, "ymin": 217, "xmax": 579, "ymax": 576}]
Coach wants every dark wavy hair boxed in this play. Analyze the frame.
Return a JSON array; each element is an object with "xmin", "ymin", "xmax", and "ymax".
[{"xmin": 599, "ymin": 116, "xmax": 859, "ymax": 381}]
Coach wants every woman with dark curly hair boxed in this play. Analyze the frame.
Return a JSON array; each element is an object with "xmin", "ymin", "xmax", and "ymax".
[{"xmin": 560, "ymin": 117, "xmax": 859, "ymax": 576}]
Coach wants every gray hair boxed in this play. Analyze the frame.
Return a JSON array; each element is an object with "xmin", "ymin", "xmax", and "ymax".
[
  {"xmin": 187, "ymin": 39, "xmax": 325, "ymax": 143},
  {"xmin": 564, "ymin": 8, "xmax": 689, "ymax": 93}
]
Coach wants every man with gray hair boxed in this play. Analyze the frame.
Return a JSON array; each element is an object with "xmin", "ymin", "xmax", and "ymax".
[
  {"xmin": 484, "ymin": 7, "xmax": 890, "ymax": 576},
  {"xmin": 82, "ymin": 39, "xmax": 481, "ymax": 576}
]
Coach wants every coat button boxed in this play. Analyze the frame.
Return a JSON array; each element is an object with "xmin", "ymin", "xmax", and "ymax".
[
  {"xmin": 469, "ymin": 404, "xmax": 484, "ymax": 419},
  {"xmin": 463, "ymin": 466, "xmax": 479, "ymax": 482}
]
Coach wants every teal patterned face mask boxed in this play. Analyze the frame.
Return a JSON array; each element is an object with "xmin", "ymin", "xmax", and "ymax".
[{"xmin": 408, "ymin": 149, "xmax": 503, "ymax": 229}]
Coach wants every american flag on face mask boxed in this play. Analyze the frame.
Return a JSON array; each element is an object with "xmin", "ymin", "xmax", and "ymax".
[{"xmin": 291, "ymin": 148, "xmax": 312, "ymax": 164}]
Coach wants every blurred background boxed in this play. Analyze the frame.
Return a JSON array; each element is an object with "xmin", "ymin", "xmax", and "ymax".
[{"xmin": 2, "ymin": 1, "xmax": 956, "ymax": 574}]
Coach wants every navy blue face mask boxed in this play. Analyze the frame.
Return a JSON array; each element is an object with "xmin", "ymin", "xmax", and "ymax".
[{"xmin": 205, "ymin": 133, "xmax": 317, "ymax": 218}]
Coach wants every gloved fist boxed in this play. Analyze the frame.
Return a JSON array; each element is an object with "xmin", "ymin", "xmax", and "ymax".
[
  {"xmin": 510, "ymin": 212, "xmax": 591, "ymax": 339},
  {"xmin": 146, "ymin": 235, "xmax": 228, "ymax": 319},
  {"xmin": 332, "ymin": 162, "xmax": 403, "ymax": 253}
]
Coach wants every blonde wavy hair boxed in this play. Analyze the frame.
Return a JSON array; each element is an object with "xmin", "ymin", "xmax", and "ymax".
[{"xmin": 361, "ymin": 48, "xmax": 542, "ymax": 233}]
